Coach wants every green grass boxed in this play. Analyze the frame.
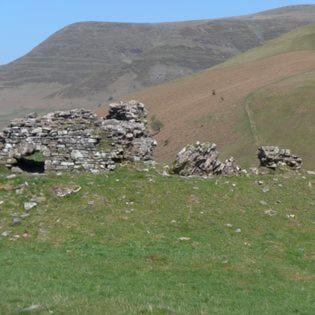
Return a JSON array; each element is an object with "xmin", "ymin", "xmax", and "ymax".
[
  {"xmin": 150, "ymin": 115, "xmax": 164, "ymax": 134},
  {"xmin": 221, "ymin": 23, "xmax": 315, "ymax": 67},
  {"xmin": 245, "ymin": 70, "xmax": 315, "ymax": 169},
  {"xmin": 0, "ymin": 165, "xmax": 314, "ymax": 314},
  {"xmin": 25, "ymin": 151, "xmax": 45, "ymax": 162}
]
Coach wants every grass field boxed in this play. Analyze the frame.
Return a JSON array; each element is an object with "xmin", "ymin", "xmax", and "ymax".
[
  {"xmin": 222, "ymin": 23, "xmax": 315, "ymax": 67},
  {"xmin": 0, "ymin": 165, "xmax": 314, "ymax": 314},
  {"xmin": 246, "ymin": 70, "xmax": 315, "ymax": 169}
]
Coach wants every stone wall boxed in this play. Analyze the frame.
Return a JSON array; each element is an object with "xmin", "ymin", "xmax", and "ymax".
[{"xmin": 0, "ymin": 101, "xmax": 156, "ymax": 173}]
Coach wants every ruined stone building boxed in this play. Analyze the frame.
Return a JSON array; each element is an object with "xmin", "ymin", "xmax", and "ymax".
[{"xmin": 0, "ymin": 101, "xmax": 156, "ymax": 173}]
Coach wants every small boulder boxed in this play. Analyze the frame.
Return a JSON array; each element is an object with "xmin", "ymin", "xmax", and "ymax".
[
  {"xmin": 258, "ymin": 146, "xmax": 302, "ymax": 170},
  {"xmin": 53, "ymin": 185, "xmax": 81, "ymax": 197},
  {"xmin": 24, "ymin": 201, "xmax": 38, "ymax": 211},
  {"xmin": 12, "ymin": 217, "xmax": 22, "ymax": 226},
  {"xmin": 11, "ymin": 166, "xmax": 23, "ymax": 174},
  {"xmin": 1, "ymin": 230, "xmax": 11, "ymax": 237}
]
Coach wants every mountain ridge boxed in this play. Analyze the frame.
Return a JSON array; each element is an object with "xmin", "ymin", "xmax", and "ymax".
[{"xmin": 0, "ymin": 5, "xmax": 315, "ymax": 117}]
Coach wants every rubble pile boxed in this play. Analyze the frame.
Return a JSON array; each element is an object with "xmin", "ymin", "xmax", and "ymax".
[
  {"xmin": 173, "ymin": 142, "xmax": 241, "ymax": 177},
  {"xmin": 258, "ymin": 146, "xmax": 302, "ymax": 170}
]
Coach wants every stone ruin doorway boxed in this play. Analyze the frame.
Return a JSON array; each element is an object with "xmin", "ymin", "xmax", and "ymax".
[{"xmin": 14, "ymin": 151, "xmax": 45, "ymax": 173}]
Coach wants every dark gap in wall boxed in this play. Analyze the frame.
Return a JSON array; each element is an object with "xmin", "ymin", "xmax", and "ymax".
[{"xmin": 14, "ymin": 157, "xmax": 45, "ymax": 173}]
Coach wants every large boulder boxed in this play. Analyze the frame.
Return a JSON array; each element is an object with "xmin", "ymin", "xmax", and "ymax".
[
  {"xmin": 258, "ymin": 146, "xmax": 302, "ymax": 170},
  {"xmin": 173, "ymin": 142, "xmax": 241, "ymax": 177}
]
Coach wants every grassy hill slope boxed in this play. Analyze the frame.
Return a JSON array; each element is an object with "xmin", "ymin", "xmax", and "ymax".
[
  {"xmin": 1, "ymin": 5, "xmax": 315, "ymax": 125},
  {"xmin": 246, "ymin": 70, "xmax": 315, "ymax": 168},
  {"xmin": 115, "ymin": 23, "xmax": 315, "ymax": 168},
  {"xmin": 0, "ymin": 166, "xmax": 314, "ymax": 314}
]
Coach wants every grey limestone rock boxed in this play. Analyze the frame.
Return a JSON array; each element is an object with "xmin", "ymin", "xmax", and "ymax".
[
  {"xmin": 173, "ymin": 142, "xmax": 241, "ymax": 177},
  {"xmin": 258, "ymin": 146, "xmax": 302, "ymax": 170}
]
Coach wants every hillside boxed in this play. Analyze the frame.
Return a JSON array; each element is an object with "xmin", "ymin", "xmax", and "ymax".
[
  {"xmin": 0, "ymin": 166, "xmax": 314, "ymax": 314},
  {"xmin": 111, "ymin": 23, "xmax": 315, "ymax": 169},
  {"xmin": 1, "ymin": 5, "xmax": 315, "ymax": 124}
]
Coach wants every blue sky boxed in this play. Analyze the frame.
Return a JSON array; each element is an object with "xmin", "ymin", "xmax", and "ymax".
[{"xmin": 1, "ymin": 0, "xmax": 314, "ymax": 64}]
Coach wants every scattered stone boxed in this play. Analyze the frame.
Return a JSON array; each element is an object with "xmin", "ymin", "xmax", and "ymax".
[
  {"xmin": 307, "ymin": 171, "xmax": 315, "ymax": 176},
  {"xmin": 241, "ymin": 169, "xmax": 248, "ymax": 175},
  {"xmin": 6, "ymin": 174, "xmax": 16, "ymax": 180},
  {"xmin": 258, "ymin": 146, "xmax": 302, "ymax": 170},
  {"xmin": 11, "ymin": 166, "xmax": 23, "ymax": 174},
  {"xmin": 172, "ymin": 142, "xmax": 241, "ymax": 177},
  {"xmin": 235, "ymin": 228, "xmax": 242, "ymax": 233},
  {"xmin": 256, "ymin": 180, "xmax": 264, "ymax": 186},
  {"xmin": 53, "ymin": 185, "xmax": 82, "ymax": 197},
  {"xmin": 178, "ymin": 237, "xmax": 191, "ymax": 241},
  {"xmin": 12, "ymin": 217, "xmax": 22, "ymax": 226},
  {"xmin": 31, "ymin": 196, "xmax": 46, "ymax": 204},
  {"xmin": 260, "ymin": 200, "xmax": 268, "ymax": 206},
  {"xmin": 249, "ymin": 167, "xmax": 259, "ymax": 175},
  {"xmin": 20, "ymin": 213, "xmax": 30, "ymax": 219},
  {"xmin": 15, "ymin": 182, "xmax": 29, "ymax": 192},
  {"xmin": 24, "ymin": 201, "xmax": 38, "ymax": 211},
  {"xmin": 262, "ymin": 187, "xmax": 270, "ymax": 193},
  {"xmin": 264, "ymin": 209, "xmax": 277, "ymax": 216},
  {"xmin": 225, "ymin": 223, "xmax": 233, "ymax": 227},
  {"xmin": 19, "ymin": 304, "xmax": 44, "ymax": 313},
  {"xmin": 287, "ymin": 214, "xmax": 296, "ymax": 219},
  {"xmin": 1, "ymin": 230, "xmax": 11, "ymax": 237}
]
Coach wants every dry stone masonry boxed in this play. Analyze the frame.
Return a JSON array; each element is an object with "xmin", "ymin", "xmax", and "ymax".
[
  {"xmin": 258, "ymin": 146, "xmax": 302, "ymax": 170},
  {"xmin": 0, "ymin": 100, "xmax": 156, "ymax": 173},
  {"xmin": 172, "ymin": 142, "xmax": 241, "ymax": 177}
]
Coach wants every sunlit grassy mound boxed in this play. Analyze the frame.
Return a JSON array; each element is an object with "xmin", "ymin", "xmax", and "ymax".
[{"xmin": 0, "ymin": 166, "xmax": 314, "ymax": 314}]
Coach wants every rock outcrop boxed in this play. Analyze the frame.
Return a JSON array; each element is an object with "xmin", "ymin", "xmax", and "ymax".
[
  {"xmin": 258, "ymin": 146, "xmax": 302, "ymax": 170},
  {"xmin": 172, "ymin": 142, "xmax": 241, "ymax": 177},
  {"xmin": 0, "ymin": 100, "xmax": 156, "ymax": 173}
]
